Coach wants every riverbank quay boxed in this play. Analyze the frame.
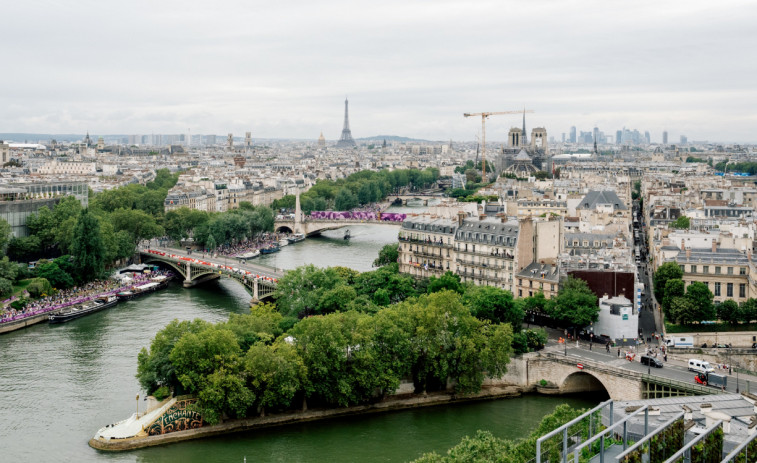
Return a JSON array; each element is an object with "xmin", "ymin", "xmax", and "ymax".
[
  {"xmin": 0, "ymin": 271, "xmax": 174, "ymax": 335},
  {"xmin": 89, "ymin": 385, "xmax": 524, "ymax": 452}
]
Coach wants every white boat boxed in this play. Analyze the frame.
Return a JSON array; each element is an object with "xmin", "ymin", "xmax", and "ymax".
[
  {"xmin": 278, "ymin": 238, "xmax": 289, "ymax": 247},
  {"xmin": 288, "ymin": 233, "xmax": 305, "ymax": 244},
  {"xmin": 237, "ymin": 250, "xmax": 260, "ymax": 259}
]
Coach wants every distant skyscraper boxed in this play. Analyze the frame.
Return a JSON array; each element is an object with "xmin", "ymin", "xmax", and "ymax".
[
  {"xmin": 680, "ymin": 135, "xmax": 687, "ymax": 145},
  {"xmin": 206, "ymin": 134, "xmax": 216, "ymax": 146},
  {"xmin": 662, "ymin": 131, "xmax": 668, "ymax": 145},
  {"xmin": 644, "ymin": 131, "xmax": 651, "ymax": 144},
  {"xmin": 561, "ymin": 133, "xmax": 565, "ymax": 143},
  {"xmin": 616, "ymin": 130, "xmax": 622, "ymax": 145},
  {"xmin": 336, "ymin": 98, "xmax": 356, "ymax": 148},
  {"xmin": 570, "ymin": 126, "xmax": 576, "ymax": 143},
  {"xmin": 593, "ymin": 127, "xmax": 599, "ymax": 144}
]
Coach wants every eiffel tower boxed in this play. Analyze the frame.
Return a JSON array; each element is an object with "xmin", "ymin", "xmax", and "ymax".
[{"xmin": 336, "ymin": 98, "xmax": 356, "ymax": 148}]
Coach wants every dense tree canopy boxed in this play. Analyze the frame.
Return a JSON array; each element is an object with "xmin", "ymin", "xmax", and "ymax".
[
  {"xmin": 654, "ymin": 262, "xmax": 684, "ymax": 302},
  {"xmin": 545, "ymin": 277, "xmax": 599, "ymax": 330}
]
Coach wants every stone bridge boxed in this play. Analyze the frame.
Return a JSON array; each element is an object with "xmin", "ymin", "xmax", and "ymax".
[
  {"xmin": 139, "ymin": 250, "xmax": 278, "ymax": 302},
  {"xmin": 501, "ymin": 352, "xmax": 719, "ymax": 401},
  {"xmin": 385, "ymin": 192, "xmax": 444, "ymax": 206}
]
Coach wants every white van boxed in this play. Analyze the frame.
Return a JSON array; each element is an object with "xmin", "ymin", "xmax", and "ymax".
[{"xmin": 688, "ymin": 359, "xmax": 714, "ymax": 374}]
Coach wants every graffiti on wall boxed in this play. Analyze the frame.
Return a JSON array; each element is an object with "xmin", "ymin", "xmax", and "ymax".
[{"xmin": 145, "ymin": 398, "xmax": 204, "ymax": 435}]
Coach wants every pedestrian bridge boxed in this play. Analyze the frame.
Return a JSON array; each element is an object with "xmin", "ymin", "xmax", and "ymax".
[
  {"xmin": 139, "ymin": 250, "xmax": 278, "ymax": 302},
  {"xmin": 521, "ymin": 352, "xmax": 719, "ymax": 401}
]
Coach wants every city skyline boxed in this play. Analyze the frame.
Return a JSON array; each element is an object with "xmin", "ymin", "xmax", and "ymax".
[{"xmin": 1, "ymin": 0, "xmax": 755, "ymax": 143}]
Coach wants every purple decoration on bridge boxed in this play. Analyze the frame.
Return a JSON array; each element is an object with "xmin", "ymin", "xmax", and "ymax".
[{"xmin": 308, "ymin": 211, "xmax": 404, "ymax": 222}]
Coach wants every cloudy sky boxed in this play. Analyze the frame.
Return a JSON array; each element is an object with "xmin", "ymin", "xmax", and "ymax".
[{"xmin": 2, "ymin": 0, "xmax": 755, "ymax": 143}]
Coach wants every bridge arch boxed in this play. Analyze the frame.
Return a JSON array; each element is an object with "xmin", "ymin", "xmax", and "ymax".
[
  {"xmin": 275, "ymin": 225, "xmax": 293, "ymax": 234},
  {"xmin": 142, "ymin": 257, "xmax": 187, "ymax": 279},
  {"xmin": 561, "ymin": 371, "xmax": 610, "ymax": 398}
]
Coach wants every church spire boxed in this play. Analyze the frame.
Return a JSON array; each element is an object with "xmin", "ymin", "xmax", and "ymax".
[{"xmin": 521, "ymin": 108, "xmax": 527, "ymax": 146}]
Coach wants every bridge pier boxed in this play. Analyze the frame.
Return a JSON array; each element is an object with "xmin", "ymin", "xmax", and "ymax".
[{"xmin": 183, "ymin": 273, "xmax": 220, "ymax": 288}]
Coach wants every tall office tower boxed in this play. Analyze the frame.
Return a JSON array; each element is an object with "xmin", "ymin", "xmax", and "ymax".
[
  {"xmin": 187, "ymin": 129, "xmax": 191, "ymax": 147},
  {"xmin": 570, "ymin": 126, "xmax": 576, "ymax": 143},
  {"xmin": 644, "ymin": 131, "xmax": 651, "ymax": 144},
  {"xmin": 245, "ymin": 132, "xmax": 252, "ymax": 151},
  {"xmin": 336, "ymin": 98, "xmax": 356, "ymax": 148},
  {"xmin": 561, "ymin": 133, "xmax": 566, "ymax": 143},
  {"xmin": 227, "ymin": 133, "xmax": 234, "ymax": 150},
  {"xmin": 680, "ymin": 135, "xmax": 687, "ymax": 145},
  {"xmin": 662, "ymin": 131, "xmax": 668, "ymax": 145},
  {"xmin": 616, "ymin": 130, "xmax": 622, "ymax": 145}
]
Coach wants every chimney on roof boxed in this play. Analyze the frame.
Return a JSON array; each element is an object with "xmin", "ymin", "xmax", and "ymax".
[
  {"xmin": 712, "ymin": 240, "xmax": 717, "ymax": 253},
  {"xmin": 686, "ymin": 247, "xmax": 691, "ymax": 259},
  {"xmin": 457, "ymin": 211, "xmax": 465, "ymax": 226},
  {"xmin": 479, "ymin": 214, "xmax": 486, "ymax": 221},
  {"xmin": 681, "ymin": 239, "xmax": 685, "ymax": 251}
]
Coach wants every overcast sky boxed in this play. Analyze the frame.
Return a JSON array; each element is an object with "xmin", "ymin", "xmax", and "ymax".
[{"xmin": 2, "ymin": 0, "xmax": 755, "ymax": 143}]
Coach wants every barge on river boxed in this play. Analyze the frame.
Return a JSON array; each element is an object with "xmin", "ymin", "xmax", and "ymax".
[
  {"xmin": 48, "ymin": 295, "xmax": 118, "ymax": 324},
  {"xmin": 116, "ymin": 275, "xmax": 172, "ymax": 301}
]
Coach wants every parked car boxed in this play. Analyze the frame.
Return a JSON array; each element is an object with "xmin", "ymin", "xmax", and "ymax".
[{"xmin": 640, "ymin": 355, "xmax": 663, "ymax": 368}]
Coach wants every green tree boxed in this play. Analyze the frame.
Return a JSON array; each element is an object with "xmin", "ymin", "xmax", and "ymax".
[
  {"xmin": 7, "ymin": 235, "xmax": 41, "ymax": 262},
  {"xmin": 71, "ymin": 209, "xmax": 106, "ymax": 281},
  {"xmin": 35, "ymin": 260, "xmax": 74, "ymax": 289},
  {"xmin": 654, "ymin": 262, "xmax": 684, "ymax": 302},
  {"xmin": 0, "ymin": 256, "xmax": 19, "ymax": 281},
  {"xmin": 0, "ymin": 218, "xmax": 12, "ymax": 255},
  {"xmin": 662, "ymin": 279, "xmax": 685, "ymax": 318},
  {"xmin": 717, "ymin": 300, "xmax": 739, "ymax": 325},
  {"xmin": 0, "ymin": 277, "xmax": 12, "ymax": 298},
  {"xmin": 521, "ymin": 292, "xmax": 548, "ymax": 313},
  {"xmin": 136, "ymin": 319, "xmax": 210, "ymax": 394},
  {"xmin": 671, "ymin": 216, "xmax": 690, "ymax": 229},
  {"xmin": 25, "ymin": 277, "xmax": 52, "ymax": 298},
  {"xmin": 334, "ymin": 187, "xmax": 358, "ymax": 211},
  {"xmin": 352, "ymin": 263, "xmax": 418, "ymax": 304},
  {"xmin": 244, "ymin": 340, "xmax": 307, "ymax": 415},
  {"xmin": 224, "ymin": 302, "xmax": 283, "ymax": 352},
  {"xmin": 669, "ymin": 296, "xmax": 696, "ymax": 325},
  {"xmin": 169, "ymin": 325, "xmax": 241, "ymax": 395},
  {"xmin": 373, "ymin": 243, "xmax": 399, "ymax": 267},
  {"xmin": 273, "ymin": 265, "xmax": 345, "ymax": 317},
  {"xmin": 685, "ymin": 281, "xmax": 715, "ymax": 323},
  {"xmin": 111, "ymin": 208, "xmax": 165, "ymax": 244},
  {"xmin": 427, "ymin": 271, "xmax": 464, "ymax": 295},
  {"xmin": 546, "ymin": 277, "xmax": 599, "ymax": 332},
  {"xmin": 739, "ymin": 298, "xmax": 757, "ymax": 324},
  {"xmin": 462, "ymin": 285, "xmax": 523, "ymax": 328},
  {"xmin": 317, "ymin": 284, "xmax": 357, "ymax": 314}
]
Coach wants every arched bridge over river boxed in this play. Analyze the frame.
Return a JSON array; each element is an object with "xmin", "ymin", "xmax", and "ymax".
[
  {"xmin": 506, "ymin": 352, "xmax": 722, "ymax": 401},
  {"xmin": 139, "ymin": 248, "xmax": 281, "ymax": 302}
]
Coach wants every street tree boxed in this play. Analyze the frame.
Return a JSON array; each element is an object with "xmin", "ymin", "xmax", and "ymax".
[
  {"xmin": 685, "ymin": 281, "xmax": 715, "ymax": 323},
  {"xmin": 653, "ymin": 262, "xmax": 684, "ymax": 302},
  {"xmin": 71, "ymin": 209, "xmax": 106, "ymax": 281},
  {"xmin": 373, "ymin": 243, "xmax": 399, "ymax": 267},
  {"xmin": 546, "ymin": 277, "xmax": 599, "ymax": 332},
  {"xmin": 717, "ymin": 299, "xmax": 740, "ymax": 325},
  {"xmin": 462, "ymin": 285, "xmax": 523, "ymax": 328},
  {"xmin": 661, "ymin": 279, "xmax": 685, "ymax": 318},
  {"xmin": 427, "ymin": 271, "xmax": 464, "ymax": 295}
]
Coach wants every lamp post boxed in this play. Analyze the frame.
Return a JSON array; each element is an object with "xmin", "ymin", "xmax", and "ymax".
[{"xmin": 136, "ymin": 393, "xmax": 140, "ymax": 417}]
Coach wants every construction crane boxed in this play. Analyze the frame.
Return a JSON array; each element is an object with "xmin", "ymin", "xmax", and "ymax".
[{"xmin": 464, "ymin": 110, "xmax": 534, "ymax": 181}]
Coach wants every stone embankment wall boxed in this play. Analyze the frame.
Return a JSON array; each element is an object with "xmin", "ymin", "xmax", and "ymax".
[
  {"xmin": 669, "ymin": 331, "xmax": 757, "ymax": 348},
  {"xmin": 90, "ymin": 385, "xmax": 523, "ymax": 451},
  {"xmin": 667, "ymin": 347, "xmax": 757, "ymax": 372}
]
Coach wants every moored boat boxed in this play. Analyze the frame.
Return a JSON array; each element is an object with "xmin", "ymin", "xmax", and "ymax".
[
  {"xmin": 49, "ymin": 295, "xmax": 118, "ymax": 324},
  {"xmin": 278, "ymin": 238, "xmax": 289, "ymax": 247},
  {"xmin": 117, "ymin": 274, "xmax": 173, "ymax": 301},
  {"xmin": 259, "ymin": 244, "xmax": 280, "ymax": 254},
  {"xmin": 343, "ymin": 229, "xmax": 351, "ymax": 240},
  {"xmin": 237, "ymin": 249, "xmax": 260, "ymax": 259},
  {"xmin": 287, "ymin": 233, "xmax": 305, "ymax": 244}
]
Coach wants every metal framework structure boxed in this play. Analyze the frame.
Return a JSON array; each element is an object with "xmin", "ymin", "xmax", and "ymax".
[{"xmin": 336, "ymin": 98, "xmax": 357, "ymax": 148}]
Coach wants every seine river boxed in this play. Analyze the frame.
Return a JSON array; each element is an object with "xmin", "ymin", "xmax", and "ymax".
[{"xmin": 0, "ymin": 207, "xmax": 597, "ymax": 462}]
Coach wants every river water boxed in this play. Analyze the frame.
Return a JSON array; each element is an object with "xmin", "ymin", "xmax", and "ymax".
[{"xmin": 0, "ymin": 204, "xmax": 598, "ymax": 462}]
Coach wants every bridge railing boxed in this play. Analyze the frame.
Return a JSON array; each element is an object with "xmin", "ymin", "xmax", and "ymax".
[{"xmin": 141, "ymin": 250, "xmax": 278, "ymax": 286}]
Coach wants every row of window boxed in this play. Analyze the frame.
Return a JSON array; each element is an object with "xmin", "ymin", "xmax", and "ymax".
[
  {"xmin": 701, "ymin": 281, "xmax": 747, "ymax": 298},
  {"xmin": 681, "ymin": 265, "xmax": 747, "ymax": 275}
]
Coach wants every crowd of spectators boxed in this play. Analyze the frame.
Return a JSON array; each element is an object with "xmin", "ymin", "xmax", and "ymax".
[{"xmin": 0, "ymin": 271, "xmax": 171, "ymax": 324}]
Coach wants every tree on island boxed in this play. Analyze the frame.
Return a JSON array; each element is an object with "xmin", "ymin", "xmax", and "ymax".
[
  {"xmin": 71, "ymin": 209, "xmax": 106, "ymax": 281},
  {"xmin": 373, "ymin": 243, "xmax": 399, "ymax": 267}
]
